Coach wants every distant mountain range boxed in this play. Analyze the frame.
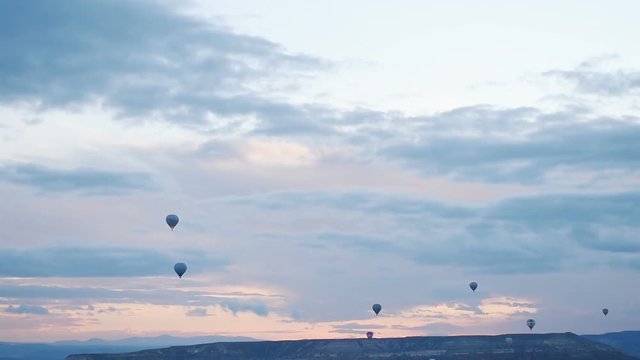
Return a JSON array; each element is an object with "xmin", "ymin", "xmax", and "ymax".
[
  {"xmin": 53, "ymin": 335, "xmax": 257, "ymax": 348},
  {"xmin": 584, "ymin": 331, "xmax": 640, "ymax": 358},
  {"xmin": 64, "ymin": 332, "xmax": 638, "ymax": 360},
  {"xmin": 0, "ymin": 331, "xmax": 637, "ymax": 360},
  {"xmin": 0, "ymin": 335, "xmax": 256, "ymax": 360}
]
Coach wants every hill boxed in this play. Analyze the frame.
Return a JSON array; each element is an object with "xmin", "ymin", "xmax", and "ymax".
[
  {"xmin": 0, "ymin": 335, "xmax": 255, "ymax": 360},
  {"xmin": 584, "ymin": 331, "xmax": 640, "ymax": 358},
  {"xmin": 65, "ymin": 332, "xmax": 637, "ymax": 360}
]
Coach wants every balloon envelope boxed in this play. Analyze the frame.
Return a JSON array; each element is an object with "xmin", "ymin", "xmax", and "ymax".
[
  {"xmin": 602, "ymin": 308, "xmax": 609, "ymax": 316},
  {"xmin": 505, "ymin": 337, "xmax": 513, "ymax": 345},
  {"xmin": 174, "ymin": 262, "xmax": 187, "ymax": 278},
  {"xmin": 526, "ymin": 319, "xmax": 536, "ymax": 330},
  {"xmin": 366, "ymin": 331, "xmax": 373, "ymax": 339},
  {"xmin": 166, "ymin": 214, "xmax": 179, "ymax": 230},
  {"xmin": 469, "ymin": 282, "xmax": 478, "ymax": 292},
  {"xmin": 372, "ymin": 304, "xmax": 382, "ymax": 315}
]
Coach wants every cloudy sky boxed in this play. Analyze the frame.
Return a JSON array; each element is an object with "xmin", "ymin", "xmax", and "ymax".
[{"xmin": 1, "ymin": 0, "xmax": 639, "ymax": 342}]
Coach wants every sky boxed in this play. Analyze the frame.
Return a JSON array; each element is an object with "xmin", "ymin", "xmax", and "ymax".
[{"xmin": 0, "ymin": 0, "xmax": 639, "ymax": 342}]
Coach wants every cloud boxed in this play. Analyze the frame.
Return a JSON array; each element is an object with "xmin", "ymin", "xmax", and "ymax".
[
  {"xmin": 570, "ymin": 226, "xmax": 640, "ymax": 254},
  {"xmin": 0, "ymin": 163, "xmax": 155, "ymax": 194},
  {"xmin": 410, "ymin": 239, "xmax": 566, "ymax": 274},
  {"xmin": 220, "ymin": 300, "xmax": 269, "ymax": 317},
  {"xmin": 3, "ymin": 0, "xmax": 639, "ymax": 181},
  {"xmin": 332, "ymin": 322, "xmax": 388, "ymax": 331},
  {"xmin": 5, "ymin": 304, "xmax": 49, "ymax": 315},
  {"xmin": 0, "ymin": 283, "xmax": 275, "ymax": 315},
  {"xmin": 0, "ymin": 3, "xmax": 638, "ymax": 339},
  {"xmin": 329, "ymin": 321, "xmax": 391, "ymax": 336},
  {"xmin": 198, "ymin": 139, "xmax": 318, "ymax": 167},
  {"xmin": 380, "ymin": 106, "xmax": 640, "ymax": 183},
  {"xmin": 97, "ymin": 306, "xmax": 119, "ymax": 314},
  {"xmin": 223, "ymin": 190, "xmax": 475, "ymax": 218},
  {"xmin": 311, "ymin": 232, "xmax": 399, "ymax": 253},
  {"xmin": 0, "ymin": 0, "xmax": 328, "ymax": 128},
  {"xmin": 222, "ymin": 190, "xmax": 640, "ymax": 273},
  {"xmin": 186, "ymin": 308, "xmax": 209, "ymax": 317},
  {"xmin": 5, "ymin": 4, "xmax": 639, "ymax": 187},
  {"xmin": 544, "ymin": 68, "xmax": 640, "ymax": 96},
  {"xmin": 0, "ymin": 246, "xmax": 228, "ymax": 277},
  {"xmin": 477, "ymin": 297, "xmax": 537, "ymax": 316},
  {"xmin": 226, "ymin": 190, "xmax": 640, "ymax": 231},
  {"xmin": 0, "ymin": 285, "xmax": 120, "ymax": 301},
  {"xmin": 487, "ymin": 192, "xmax": 640, "ymax": 228}
]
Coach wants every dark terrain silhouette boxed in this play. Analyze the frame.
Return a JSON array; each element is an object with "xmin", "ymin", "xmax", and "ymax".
[{"xmin": 66, "ymin": 333, "xmax": 638, "ymax": 360}]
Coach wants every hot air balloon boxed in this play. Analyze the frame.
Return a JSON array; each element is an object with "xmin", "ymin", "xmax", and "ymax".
[
  {"xmin": 469, "ymin": 282, "xmax": 478, "ymax": 292},
  {"xmin": 166, "ymin": 214, "xmax": 179, "ymax": 230},
  {"xmin": 372, "ymin": 304, "xmax": 382, "ymax": 316},
  {"xmin": 505, "ymin": 337, "xmax": 513, "ymax": 347},
  {"xmin": 174, "ymin": 262, "xmax": 187, "ymax": 278},
  {"xmin": 366, "ymin": 331, "xmax": 373, "ymax": 339},
  {"xmin": 602, "ymin": 308, "xmax": 609, "ymax": 316},
  {"xmin": 526, "ymin": 319, "xmax": 535, "ymax": 330}
]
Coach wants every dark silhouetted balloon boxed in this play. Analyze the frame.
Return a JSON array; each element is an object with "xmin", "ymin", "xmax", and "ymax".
[
  {"xmin": 366, "ymin": 331, "xmax": 373, "ymax": 339},
  {"xmin": 505, "ymin": 337, "xmax": 513, "ymax": 346},
  {"xmin": 372, "ymin": 303, "xmax": 382, "ymax": 315},
  {"xmin": 526, "ymin": 319, "xmax": 535, "ymax": 330},
  {"xmin": 469, "ymin": 282, "xmax": 478, "ymax": 292},
  {"xmin": 174, "ymin": 262, "xmax": 187, "ymax": 278},
  {"xmin": 166, "ymin": 214, "xmax": 179, "ymax": 230},
  {"xmin": 602, "ymin": 308, "xmax": 609, "ymax": 316}
]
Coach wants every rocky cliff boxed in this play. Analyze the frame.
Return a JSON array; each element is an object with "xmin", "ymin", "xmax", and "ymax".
[{"xmin": 66, "ymin": 332, "xmax": 637, "ymax": 360}]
